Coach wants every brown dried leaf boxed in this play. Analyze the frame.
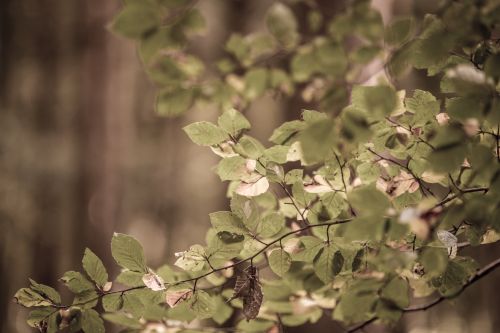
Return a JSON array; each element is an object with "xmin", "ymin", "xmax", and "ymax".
[
  {"xmin": 243, "ymin": 280, "xmax": 263, "ymax": 320},
  {"xmin": 165, "ymin": 289, "xmax": 193, "ymax": 308}
]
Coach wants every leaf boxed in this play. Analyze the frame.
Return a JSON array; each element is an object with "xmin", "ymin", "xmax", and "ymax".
[
  {"xmin": 348, "ymin": 185, "xmax": 390, "ymax": 217},
  {"xmin": 102, "ymin": 293, "xmax": 123, "ymax": 312},
  {"xmin": 243, "ymin": 279, "xmax": 263, "ymax": 320},
  {"xmin": 230, "ymin": 266, "xmax": 263, "ymax": 320},
  {"xmin": 14, "ymin": 288, "xmax": 53, "ymax": 308},
  {"xmin": 216, "ymin": 156, "xmax": 248, "ymax": 181},
  {"xmin": 380, "ymin": 277, "xmax": 409, "ymax": 309},
  {"xmin": 116, "ymin": 270, "xmax": 145, "ymax": 287},
  {"xmin": 385, "ymin": 17, "xmax": 414, "ymax": 46},
  {"xmin": 183, "ymin": 121, "xmax": 228, "ymax": 146},
  {"xmin": 209, "ymin": 211, "xmax": 247, "ymax": 234},
  {"xmin": 333, "ymin": 290, "xmax": 377, "ymax": 324},
  {"xmin": 420, "ymin": 247, "xmax": 448, "ymax": 278},
  {"xmin": 102, "ymin": 312, "xmax": 142, "ymax": 329},
  {"xmin": 266, "ymin": 3, "xmax": 298, "ymax": 48},
  {"xmin": 235, "ymin": 177, "xmax": 270, "ymax": 197},
  {"xmin": 111, "ymin": 233, "xmax": 147, "ymax": 273},
  {"xmin": 82, "ymin": 248, "xmax": 108, "ymax": 288},
  {"xmin": 243, "ymin": 68, "xmax": 268, "ymax": 100},
  {"xmin": 166, "ymin": 289, "xmax": 193, "ymax": 308},
  {"xmin": 156, "ymin": 88, "xmax": 194, "ymax": 117},
  {"xmin": 436, "ymin": 230, "xmax": 458, "ymax": 259},
  {"xmin": 433, "ymin": 258, "xmax": 479, "ymax": 297},
  {"xmin": 268, "ymin": 249, "xmax": 292, "ymax": 277},
  {"xmin": 189, "ymin": 290, "xmax": 216, "ymax": 319},
  {"xmin": 299, "ymin": 119, "xmax": 337, "ymax": 164},
  {"xmin": 142, "ymin": 270, "xmax": 166, "ymax": 291},
  {"xmin": 269, "ymin": 120, "xmax": 305, "ymax": 144},
  {"xmin": 256, "ymin": 212, "xmax": 285, "ymax": 238},
  {"xmin": 213, "ymin": 296, "xmax": 234, "ymax": 324},
  {"xmin": 174, "ymin": 245, "xmax": 206, "ymax": 272},
  {"xmin": 352, "ymin": 85, "xmax": 397, "ymax": 118},
  {"xmin": 313, "ymin": 246, "xmax": 344, "ymax": 283},
  {"xmin": 28, "ymin": 279, "xmax": 61, "ymax": 304},
  {"xmin": 405, "ymin": 90, "xmax": 439, "ymax": 126},
  {"xmin": 60, "ymin": 271, "xmax": 94, "ymax": 293},
  {"xmin": 235, "ymin": 135, "xmax": 265, "ymax": 159},
  {"xmin": 27, "ymin": 307, "xmax": 54, "ymax": 328},
  {"xmin": 111, "ymin": 4, "xmax": 161, "ymax": 39},
  {"xmin": 218, "ymin": 108, "xmax": 251, "ymax": 136},
  {"xmin": 81, "ymin": 309, "xmax": 105, "ymax": 333}
]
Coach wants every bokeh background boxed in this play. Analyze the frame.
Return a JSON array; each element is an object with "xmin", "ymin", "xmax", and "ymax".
[{"xmin": 1, "ymin": 0, "xmax": 499, "ymax": 332}]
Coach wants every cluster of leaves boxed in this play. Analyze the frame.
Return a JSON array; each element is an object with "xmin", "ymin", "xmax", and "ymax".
[{"xmin": 15, "ymin": 0, "xmax": 500, "ymax": 332}]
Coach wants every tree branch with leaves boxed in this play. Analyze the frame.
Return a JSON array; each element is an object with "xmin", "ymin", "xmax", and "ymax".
[{"xmin": 13, "ymin": 0, "xmax": 500, "ymax": 332}]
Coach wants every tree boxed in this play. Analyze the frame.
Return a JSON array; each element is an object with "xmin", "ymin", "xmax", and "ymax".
[{"xmin": 13, "ymin": 0, "xmax": 500, "ymax": 332}]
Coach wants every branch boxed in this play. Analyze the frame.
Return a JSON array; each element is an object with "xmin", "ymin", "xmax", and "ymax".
[
  {"xmin": 172, "ymin": 218, "xmax": 354, "ymax": 285},
  {"xmin": 432, "ymin": 187, "xmax": 489, "ymax": 209},
  {"xmin": 366, "ymin": 148, "xmax": 434, "ymax": 197},
  {"xmin": 347, "ymin": 256, "xmax": 500, "ymax": 332},
  {"xmin": 279, "ymin": 182, "xmax": 309, "ymax": 227},
  {"xmin": 48, "ymin": 218, "xmax": 354, "ymax": 310}
]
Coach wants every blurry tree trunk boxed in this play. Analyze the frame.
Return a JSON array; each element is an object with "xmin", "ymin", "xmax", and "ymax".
[{"xmin": 0, "ymin": 1, "xmax": 223, "ymax": 332}]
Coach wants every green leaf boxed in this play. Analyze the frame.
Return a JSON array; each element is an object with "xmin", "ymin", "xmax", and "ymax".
[
  {"xmin": 291, "ymin": 49, "xmax": 317, "ymax": 82},
  {"xmin": 234, "ymin": 135, "xmax": 265, "ymax": 159},
  {"xmin": 156, "ymin": 88, "xmax": 194, "ymax": 117},
  {"xmin": 81, "ymin": 309, "xmax": 105, "ymax": 333},
  {"xmin": 405, "ymin": 90, "xmax": 439, "ymax": 126},
  {"xmin": 218, "ymin": 108, "xmax": 251, "ymax": 136},
  {"xmin": 111, "ymin": 233, "xmax": 147, "ymax": 273},
  {"xmin": 27, "ymin": 307, "xmax": 54, "ymax": 328},
  {"xmin": 256, "ymin": 212, "xmax": 285, "ymax": 238},
  {"xmin": 269, "ymin": 120, "xmax": 306, "ymax": 144},
  {"xmin": 216, "ymin": 156, "xmax": 247, "ymax": 181},
  {"xmin": 352, "ymin": 85, "xmax": 397, "ymax": 118},
  {"xmin": 189, "ymin": 290, "xmax": 216, "ymax": 319},
  {"xmin": 103, "ymin": 293, "xmax": 123, "ymax": 312},
  {"xmin": 420, "ymin": 247, "xmax": 448, "ymax": 278},
  {"xmin": 263, "ymin": 145, "xmax": 289, "ymax": 164},
  {"xmin": 28, "ymin": 279, "xmax": 61, "ymax": 304},
  {"xmin": 385, "ymin": 17, "xmax": 414, "ymax": 46},
  {"xmin": 313, "ymin": 245, "xmax": 344, "ymax": 283},
  {"xmin": 269, "ymin": 249, "xmax": 292, "ymax": 277},
  {"xmin": 174, "ymin": 244, "xmax": 206, "ymax": 272},
  {"xmin": 111, "ymin": 4, "xmax": 160, "ymax": 39},
  {"xmin": 116, "ymin": 270, "xmax": 145, "ymax": 287},
  {"xmin": 209, "ymin": 211, "xmax": 247, "ymax": 234},
  {"xmin": 299, "ymin": 119, "xmax": 336, "ymax": 164},
  {"xmin": 428, "ymin": 125, "xmax": 467, "ymax": 173},
  {"xmin": 60, "ymin": 271, "xmax": 94, "ymax": 293},
  {"xmin": 213, "ymin": 296, "xmax": 234, "ymax": 325},
  {"xmin": 266, "ymin": 3, "xmax": 298, "ymax": 48},
  {"xmin": 183, "ymin": 121, "xmax": 228, "ymax": 146},
  {"xmin": 14, "ymin": 288, "xmax": 53, "ymax": 308},
  {"xmin": 102, "ymin": 312, "xmax": 142, "ymax": 329},
  {"xmin": 82, "ymin": 248, "xmax": 108, "ymax": 288},
  {"xmin": 380, "ymin": 277, "xmax": 409, "ymax": 309},
  {"xmin": 348, "ymin": 185, "xmax": 390, "ymax": 217},
  {"xmin": 433, "ymin": 257, "xmax": 479, "ymax": 297},
  {"xmin": 243, "ymin": 68, "xmax": 268, "ymax": 100},
  {"xmin": 333, "ymin": 289, "xmax": 377, "ymax": 324}
]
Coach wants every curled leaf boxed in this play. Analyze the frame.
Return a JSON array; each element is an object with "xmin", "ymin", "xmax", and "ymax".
[
  {"xmin": 436, "ymin": 230, "xmax": 458, "ymax": 259},
  {"xmin": 235, "ymin": 176, "xmax": 269, "ymax": 197},
  {"xmin": 165, "ymin": 289, "xmax": 193, "ymax": 308},
  {"xmin": 142, "ymin": 270, "xmax": 165, "ymax": 291}
]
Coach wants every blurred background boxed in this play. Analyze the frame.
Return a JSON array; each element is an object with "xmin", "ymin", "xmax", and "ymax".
[{"xmin": 0, "ymin": 0, "xmax": 499, "ymax": 332}]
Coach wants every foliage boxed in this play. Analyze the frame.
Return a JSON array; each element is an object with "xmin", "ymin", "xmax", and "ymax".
[{"xmin": 14, "ymin": 0, "xmax": 500, "ymax": 332}]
